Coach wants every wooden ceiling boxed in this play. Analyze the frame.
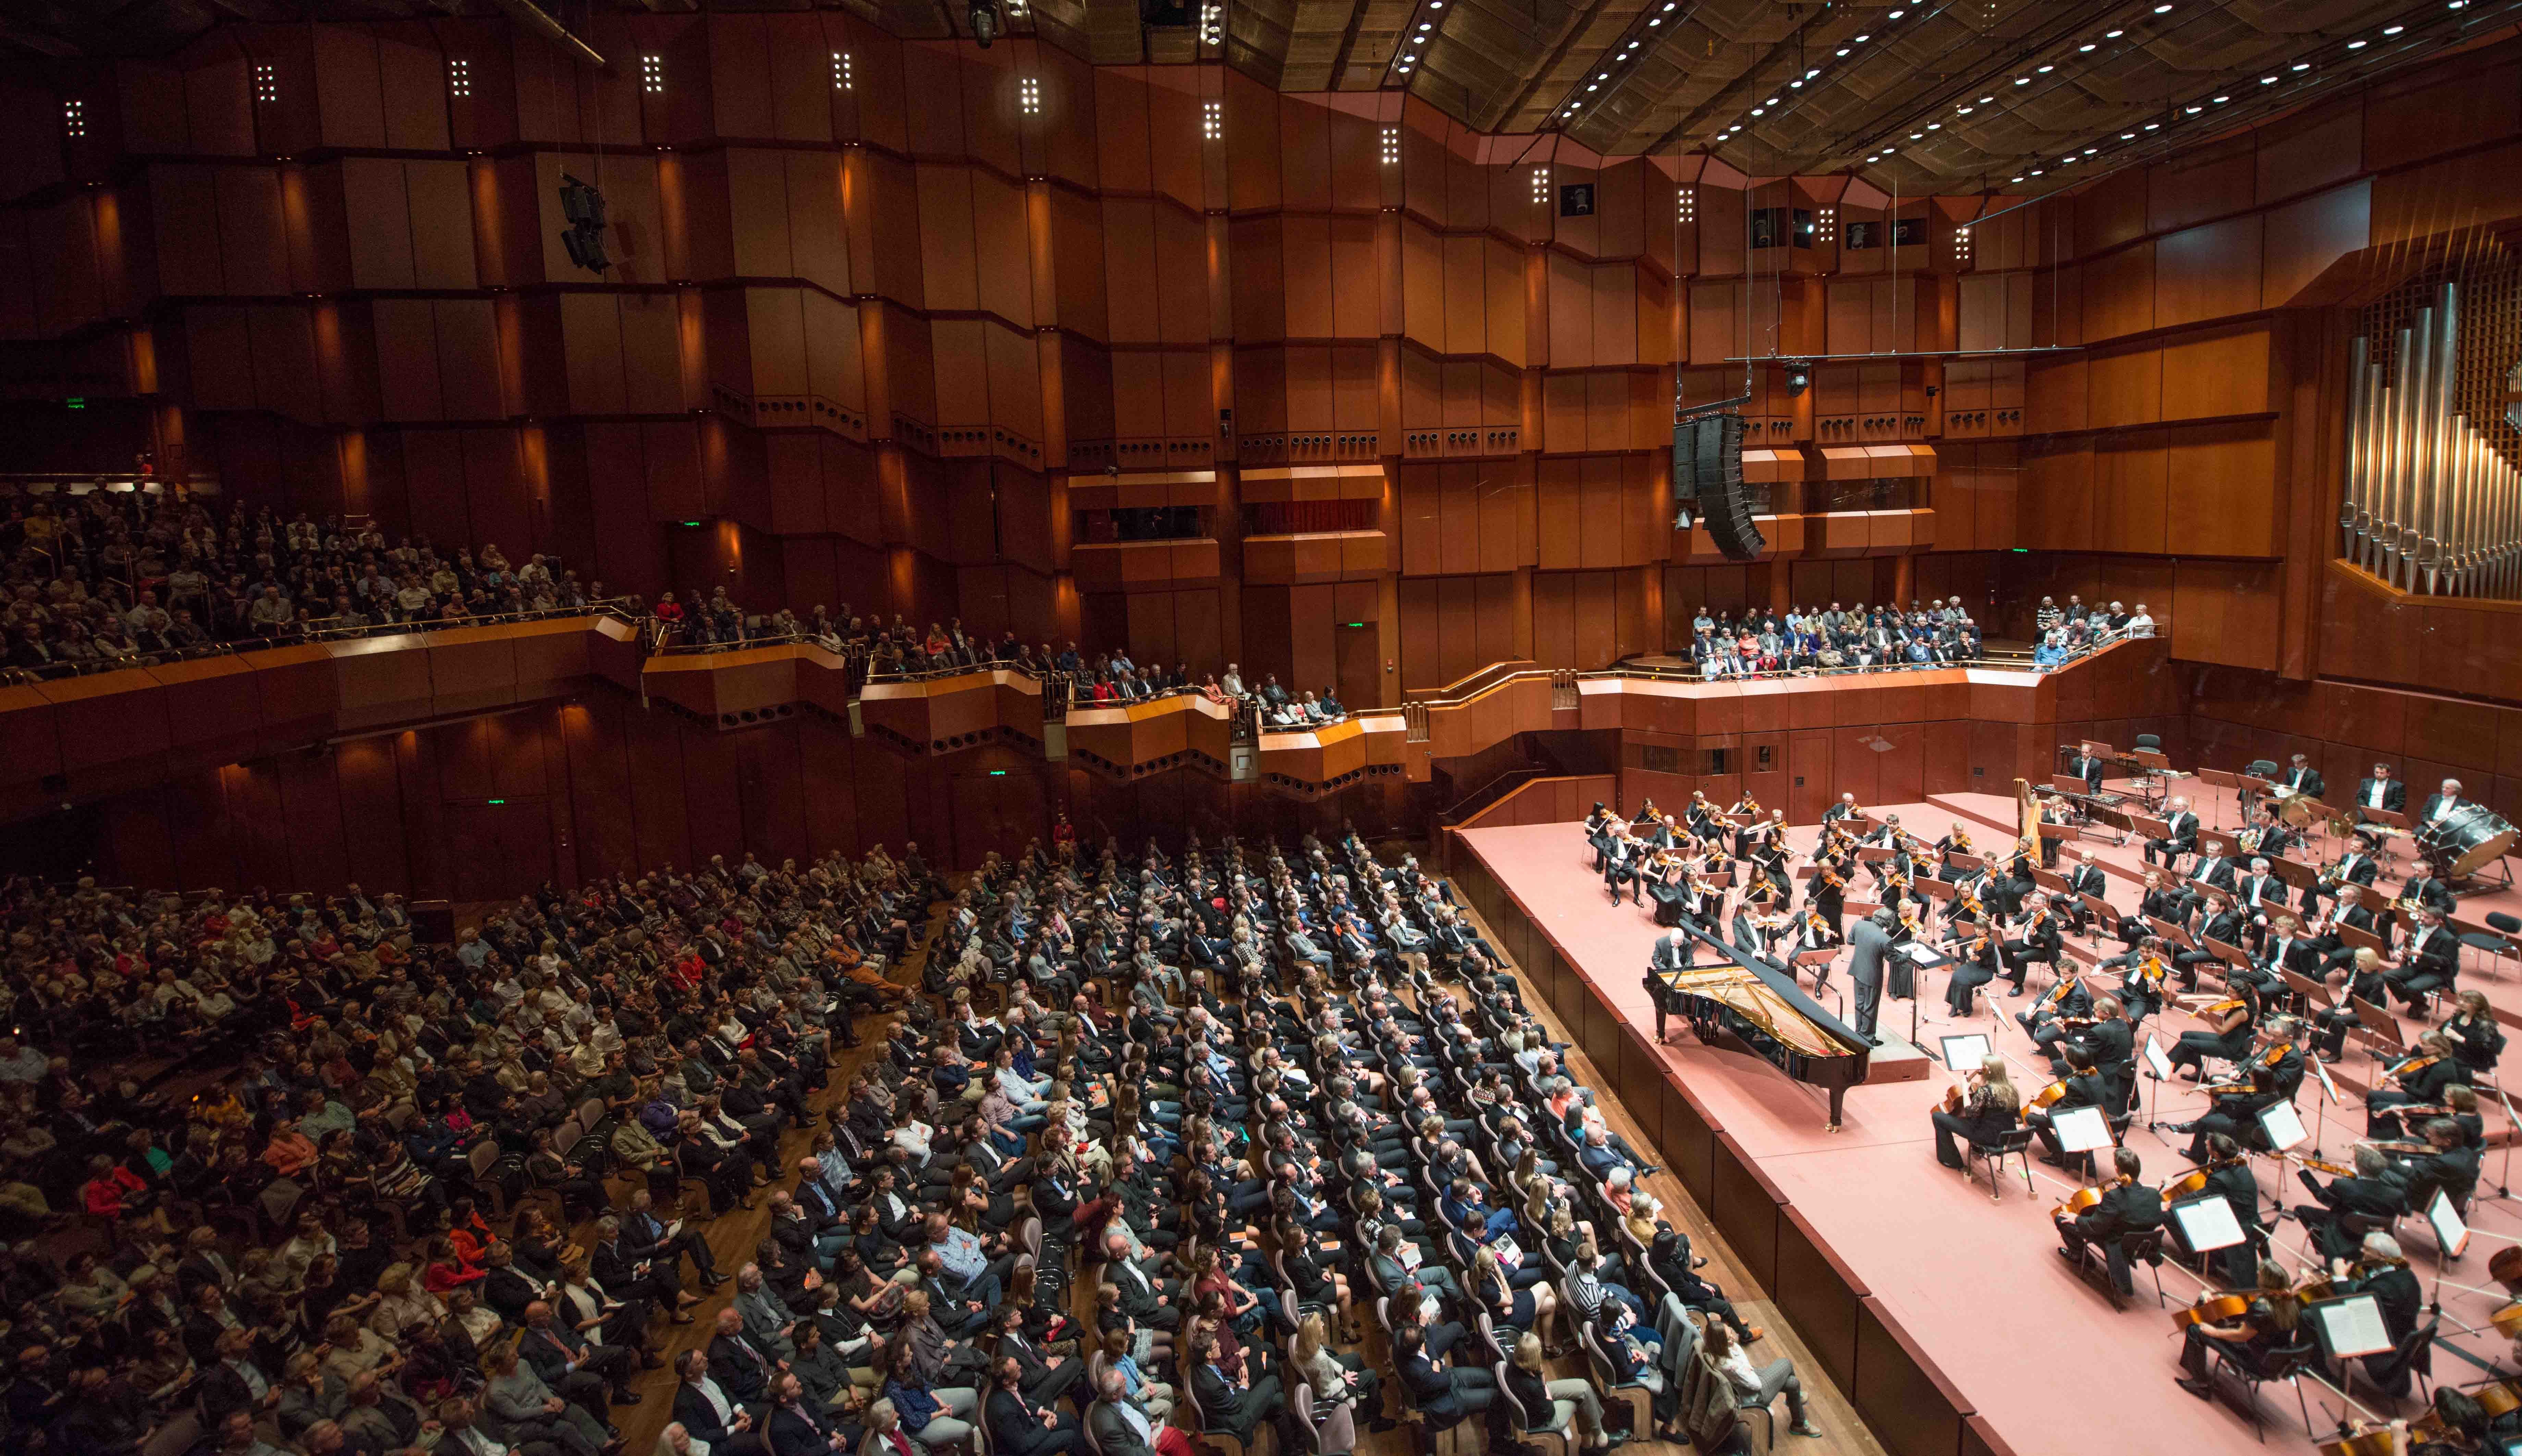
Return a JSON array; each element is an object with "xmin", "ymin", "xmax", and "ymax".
[{"xmin": 5, "ymin": 0, "xmax": 2512, "ymax": 195}]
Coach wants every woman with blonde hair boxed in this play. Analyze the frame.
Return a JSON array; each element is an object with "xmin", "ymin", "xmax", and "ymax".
[
  {"xmin": 369, "ymin": 1261, "xmax": 443, "ymax": 1341},
  {"xmin": 1505, "ymin": 1330, "xmax": 1614, "ymax": 1453},
  {"xmin": 1292, "ymin": 1309, "xmax": 1393, "ymax": 1432}
]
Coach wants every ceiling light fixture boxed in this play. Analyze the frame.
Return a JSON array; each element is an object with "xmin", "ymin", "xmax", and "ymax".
[
  {"xmin": 2348, "ymin": 39, "xmax": 2367, "ymax": 48},
  {"xmin": 2079, "ymin": 43, "xmax": 2096, "ymax": 52},
  {"xmin": 1852, "ymin": 33, "xmax": 1869, "ymax": 41},
  {"xmin": 2144, "ymin": 121, "xmax": 2158, "ymax": 129},
  {"xmin": 1910, "ymin": 131, "xmax": 1923, "ymax": 138},
  {"xmin": 2152, "ymin": 4, "xmax": 2171, "ymax": 12},
  {"xmin": 2031, "ymin": 168, "xmax": 2044, "ymax": 175},
  {"xmin": 2384, "ymin": 23, "xmax": 2404, "ymax": 33},
  {"xmin": 1958, "ymin": 106, "xmax": 1974, "ymax": 114},
  {"xmin": 2105, "ymin": 28, "xmax": 2124, "ymax": 37},
  {"xmin": 2292, "ymin": 61, "xmax": 2310, "ymax": 70},
  {"xmin": 2011, "ymin": 175, "xmax": 2024, "ymax": 182},
  {"xmin": 2119, "ymin": 131, "xmax": 2133, "ymax": 138},
  {"xmin": 1926, "ymin": 122, "xmax": 1940, "ymax": 129},
  {"xmin": 2212, "ymin": 94, "xmax": 2228, "ymax": 102},
  {"xmin": 2260, "ymin": 75, "xmax": 2276, "ymax": 83},
  {"xmin": 1751, "ymin": 107, "xmax": 1765, "ymax": 115},
  {"xmin": 2037, "ymin": 64, "xmax": 2054, "ymax": 72},
  {"xmin": 2014, "ymin": 76, "xmax": 2030, "ymax": 84},
  {"xmin": 1837, "ymin": 47, "xmax": 1850, "ymax": 55},
  {"xmin": 1979, "ymin": 94, "xmax": 1994, "ymax": 102},
  {"xmin": 2184, "ymin": 104, "xmax": 2201, "ymax": 112}
]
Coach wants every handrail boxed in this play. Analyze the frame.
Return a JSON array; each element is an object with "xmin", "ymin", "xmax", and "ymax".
[{"xmin": 0, "ymin": 600, "xmax": 642, "ymax": 687}]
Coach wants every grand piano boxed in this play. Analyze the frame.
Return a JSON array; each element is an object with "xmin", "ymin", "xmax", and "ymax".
[{"xmin": 1644, "ymin": 922, "xmax": 1872, "ymax": 1131}]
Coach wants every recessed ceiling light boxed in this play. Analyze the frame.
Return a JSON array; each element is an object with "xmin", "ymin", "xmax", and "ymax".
[
  {"xmin": 2030, "ymin": 168, "xmax": 2043, "ymax": 175},
  {"xmin": 2014, "ymin": 76, "xmax": 2030, "ymax": 84},
  {"xmin": 1805, "ymin": 68, "xmax": 1820, "ymax": 77},
  {"xmin": 2212, "ymin": 94, "xmax": 2228, "ymax": 102},
  {"xmin": 2292, "ymin": 61, "xmax": 2310, "ymax": 70},
  {"xmin": 2260, "ymin": 75, "xmax": 2275, "ymax": 83},
  {"xmin": 2384, "ymin": 23, "xmax": 2404, "ymax": 33},
  {"xmin": 2449, "ymin": 1, "xmax": 2465, "ymax": 10},
  {"xmin": 1836, "ymin": 48, "xmax": 1850, "ymax": 56},
  {"xmin": 1910, "ymin": 131, "xmax": 1923, "ymax": 138},
  {"xmin": 2037, "ymin": 64, "xmax": 2054, "ymax": 73},
  {"xmin": 1586, "ymin": 84, "xmax": 1596, "ymax": 90},
  {"xmin": 2184, "ymin": 104, "xmax": 2201, "ymax": 112},
  {"xmin": 2119, "ymin": 132, "xmax": 2133, "ymax": 138},
  {"xmin": 1751, "ymin": 107, "xmax": 1764, "ymax": 115},
  {"xmin": 2144, "ymin": 121, "xmax": 2158, "ymax": 129},
  {"xmin": 1789, "ymin": 78, "xmax": 1803, "ymax": 87},
  {"xmin": 1958, "ymin": 106, "xmax": 1974, "ymax": 114},
  {"xmin": 1852, "ymin": 33, "xmax": 1869, "ymax": 42},
  {"xmin": 1648, "ymin": 16, "xmax": 1659, "ymax": 23},
  {"xmin": 1926, "ymin": 122, "xmax": 1940, "ymax": 129},
  {"xmin": 2010, "ymin": 175, "xmax": 2024, "ymax": 182},
  {"xmin": 2105, "ymin": 28, "xmax": 2124, "ymax": 37},
  {"xmin": 1979, "ymin": 95, "xmax": 1994, "ymax": 102},
  {"xmin": 2061, "ymin": 157, "xmax": 2077, "ymax": 165},
  {"xmin": 2079, "ymin": 43, "xmax": 2096, "ymax": 52},
  {"xmin": 1887, "ymin": 10, "xmax": 1903, "ymax": 19},
  {"xmin": 2152, "ymin": 4, "xmax": 2171, "ymax": 12},
  {"xmin": 1626, "ymin": 40, "xmax": 1638, "ymax": 48},
  {"xmin": 2348, "ymin": 39, "xmax": 2367, "ymax": 48}
]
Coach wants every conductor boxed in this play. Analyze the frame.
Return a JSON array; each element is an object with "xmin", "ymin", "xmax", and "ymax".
[{"xmin": 1847, "ymin": 908, "xmax": 1895, "ymax": 1046}]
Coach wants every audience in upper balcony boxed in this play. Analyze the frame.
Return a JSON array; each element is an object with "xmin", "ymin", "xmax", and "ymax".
[
  {"xmin": 1686, "ymin": 599, "xmax": 1984, "ymax": 678},
  {"xmin": 2029, "ymin": 595, "xmax": 2151, "ymax": 667},
  {"xmin": 0, "ymin": 491, "xmax": 595, "ymax": 679}
]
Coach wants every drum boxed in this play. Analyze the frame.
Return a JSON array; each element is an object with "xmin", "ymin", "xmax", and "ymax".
[{"xmin": 2421, "ymin": 802, "xmax": 2519, "ymax": 878}]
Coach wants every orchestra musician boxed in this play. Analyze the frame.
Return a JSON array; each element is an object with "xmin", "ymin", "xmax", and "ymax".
[
  {"xmin": 1997, "ymin": 896, "xmax": 2064, "ymax": 996},
  {"xmin": 1685, "ymin": 791, "xmax": 1718, "ymax": 842},
  {"xmin": 2356, "ymin": 761, "xmax": 2409, "ymax": 819},
  {"xmin": 2399, "ymin": 856, "xmax": 2457, "ymax": 920},
  {"xmin": 2143, "ymin": 795, "xmax": 2201, "ymax": 873},
  {"xmin": 2188, "ymin": 839, "xmax": 2239, "ymax": 894},
  {"xmin": 2366, "ymin": 1032, "xmax": 2466, "ymax": 1138},
  {"xmin": 2336, "ymin": 1233, "xmax": 2427, "ymax": 1399},
  {"xmin": 2442, "ymin": 989, "xmax": 2507, "ymax": 1076},
  {"xmin": 2171, "ymin": 1261, "xmax": 2302, "ymax": 1400},
  {"xmin": 1785, "ymin": 906, "xmax": 1839, "ymax": 992},
  {"xmin": 2233, "ymin": 856, "xmax": 2287, "ymax": 950},
  {"xmin": 2175, "ymin": 891, "xmax": 2246, "ymax": 992},
  {"xmin": 1750, "ymin": 808, "xmax": 1792, "ymax": 881},
  {"xmin": 2027, "ymin": 1047, "xmax": 2113, "ymax": 1174},
  {"xmin": 2159, "ymin": 984, "xmax": 2260, "ymax": 1082},
  {"xmin": 2316, "ymin": 882, "xmax": 2390, "ymax": 974},
  {"xmin": 2306, "ymin": 834, "xmax": 2383, "ymax": 914},
  {"xmin": 2182, "ymin": 1134, "xmax": 2267, "ymax": 1288},
  {"xmin": 1930, "ymin": 1056, "xmax": 2020, "ymax": 1171},
  {"xmin": 1943, "ymin": 928, "xmax": 2005, "ymax": 1018},
  {"xmin": 1602, "ymin": 827, "xmax": 1644, "ymax": 906},
  {"xmin": 2061, "ymin": 745, "xmax": 2107, "ymax": 795},
  {"xmin": 1584, "ymin": 803, "xmax": 1616, "ymax": 869},
  {"xmin": 2046, "ymin": 995, "xmax": 2134, "ymax": 1099},
  {"xmin": 2101, "ymin": 938, "xmax": 2169, "ymax": 1031},
  {"xmin": 2420, "ymin": 777, "xmax": 2471, "ymax": 829},
  {"xmin": 2015, "ymin": 961, "xmax": 2091, "ymax": 1056},
  {"xmin": 2396, "ymin": 1115, "xmax": 2483, "ymax": 1216},
  {"xmin": 2274, "ymin": 753, "xmax": 2326, "ymax": 800},
  {"xmin": 2383, "ymin": 908, "xmax": 2460, "ymax": 1011},
  {"xmin": 1726, "ymin": 793, "xmax": 1762, "ymax": 859},
  {"xmin": 1820, "ymin": 793, "xmax": 1861, "ymax": 827},
  {"xmin": 2290, "ymin": 1143, "xmax": 2408, "ymax": 1263},
  {"xmin": 2312, "ymin": 947, "xmax": 2390, "ymax": 1061},
  {"xmin": 2053, "ymin": 1147, "xmax": 2163, "ymax": 1299},
  {"xmin": 2167, "ymin": 1016, "xmax": 2302, "ymax": 1163},
  {"xmin": 2119, "ymin": 870, "xmax": 2190, "ymax": 952},
  {"xmin": 2248, "ymin": 798, "xmax": 2304, "ymax": 859},
  {"xmin": 2252, "ymin": 912, "xmax": 2318, "ymax": 1000},
  {"xmin": 1630, "ymin": 797, "xmax": 1662, "ymax": 829},
  {"xmin": 1805, "ymin": 854, "xmax": 1849, "ymax": 942},
  {"xmin": 1933, "ymin": 823, "xmax": 1974, "ymax": 883},
  {"xmin": 2059, "ymin": 853, "xmax": 2108, "ymax": 937}
]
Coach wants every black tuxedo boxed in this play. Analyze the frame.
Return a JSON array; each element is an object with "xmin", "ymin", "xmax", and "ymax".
[
  {"xmin": 2356, "ymin": 778, "xmax": 2409, "ymax": 816},
  {"xmin": 2278, "ymin": 766, "xmax": 2326, "ymax": 799}
]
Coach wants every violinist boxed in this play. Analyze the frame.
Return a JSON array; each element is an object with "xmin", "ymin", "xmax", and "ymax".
[
  {"xmin": 1726, "ymin": 794, "xmax": 1761, "ymax": 860},
  {"xmin": 2048, "ymin": 995, "xmax": 2134, "ymax": 1102},
  {"xmin": 2028, "ymin": 1047, "xmax": 2112, "ymax": 1174},
  {"xmin": 2159, "ymin": 984, "xmax": 2260, "ymax": 1082},
  {"xmin": 2119, "ymin": 871, "xmax": 2189, "ymax": 952},
  {"xmin": 2313, "ymin": 947, "xmax": 2390, "ymax": 1060},
  {"xmin": 1805, "ymin": 850, "xmax": 1850, "ymax": 941},
  {"xmin": 2367, "ymin": 1032, "xmax": 2466, "ymax": 1138},
  {"xmin": 2442, "ymin": 989, "xmax": 2506, "ymax": 1076},
  {"xmin": 1629, "ymin": 798, "xmax": 1661, "ymax": 830},
  {"xmin": 1685, "ymin": 791, "xmax": 1719, "ymax": 843},
  {"xmin": 1933, "ymin": 823, "xmax": 1974, "ymax": 883},
  {"xmin": 1583, "ymin": 804, "xmax": 1617, "ymax": 869},
  {"xmin": 1943, "ymin": 928, "xmax": 2005, "ymax": 1018},
  {"xmin": 2436, "ymin": 1083, "xmax": 2486, "ymax": 1150},
  {"xmin": 1601, "ymin": 828, "xmax": 1644, "ymax": 906},
  {"xmin": 2404, "ymin": 1384, "xmax": 2522, "ymax": 1455},
  {"xmin": 1943, "ymin": 869, "xmax": 1990, "ymax": 929},
  {"xmin": 2392, "ymin": 1115, "xmax": 2482, "ymax": 1214},
  {"xmin": 1930, "ymin": 1056, "xmax": 2020, "ymax": 1172},
  {"xmin": 2336, "ymin": 1233, "xmax": 2426, "ymax": 1398},
  {"xmin": 1644, "ymin": 849, "xmax": 1694, "ymax": 928},
  {"xmin": 2101, "ymin": 936, "xmax": 2169, "ymax": 1031},
  {"xmin": 2053, "ymin": 1147, "xmax": 2163, "ymax": 1299},
  {"xmin": 2291, "ymin": 1144, "xmax": 2407, "ymax": 1263},
  {"xmin": 1998, "ymin": 895, "xmax": 2064, "ymax": 996},
  {"xmin": 2383, "ymin": 908, "xmax": 2459, "ymax": 1011},
  {"xmin": 1787, "ymin": 906, "xmax": 1839, "ymax": 992},
  {"xmin": 2183, "ymin": 1134, "xmax": 2266, "ymax": 1288},
  {"xmin": 1819, "ymin": 792, "xmax": 1860, "ymax": 828},
  {"xmin": 1749, "ymin": 809, "xmax": 1791, "ymax": 881},
  {"xmin": 2169, "ymin": 1018, "xmax": 2301, "ymax": 1164},
  {"xmin": 2171, "ymin": 1261, "xmax": 2301, "ymax": 1400},
  {"xmin": 2015, "ymin": 962, "xmax": 2092, "ymax": 1057}
]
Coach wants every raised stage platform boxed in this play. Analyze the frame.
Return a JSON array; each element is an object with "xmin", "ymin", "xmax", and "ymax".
[{"xmin": 1453, "ymin": 806, "xmax": 2522, "ymax": 1456}]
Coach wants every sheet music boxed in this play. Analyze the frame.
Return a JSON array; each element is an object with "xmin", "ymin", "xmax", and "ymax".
[
  {"xmin": 2312, "ymin": 1294, "xmax": 2394, "ymax": 1358},
  {"xmin": 2256, "ymin": 1099, "xmax": 2308, "ymax": 1152},
  {"xmin": 2428, "ymin": 1188, "xmax": 2470, "ymax": 1260},
  {"xmin": 2310, "ymin": 1056, "xmax": 2339, "ymax": 1105},
  {"xmin": 2053, "ymin": 1104, "xmax": 2113, "ymax": 1154},
  {"xmin": 2143, "ymin": 1037, "xmax": 2173, "ymax": 1082},
  {"xmin": 1940, "ymin": 1034, "xmax": 1991, "ymax": 1069},
  {"xmin": 2170, "ymin": 1195, "xmax": 2245, "ymax": 1253}
]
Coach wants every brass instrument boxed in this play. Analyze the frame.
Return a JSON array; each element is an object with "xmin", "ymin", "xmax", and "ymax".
[{"xmin": 2236, "ymin": 825, "xmax": 2262, "ymax": 855}]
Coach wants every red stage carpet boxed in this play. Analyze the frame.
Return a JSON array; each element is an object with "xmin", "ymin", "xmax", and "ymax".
[{"xmin": 1458, "ymin": 809, "xmax": 2522, "ymax": 1456}]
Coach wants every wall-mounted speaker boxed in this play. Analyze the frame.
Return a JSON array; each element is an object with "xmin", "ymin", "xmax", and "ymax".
[{"xmin": 1676, "ymin": 411, "xmax": 1762, "ymax": 559}]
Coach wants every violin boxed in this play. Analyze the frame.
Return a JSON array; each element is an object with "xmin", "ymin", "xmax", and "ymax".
[
  {"xmin": 2385, "ymin": 1052, "xmax": 2441, "ymax": 1081},
  {"xmin": 2277, "ymin": 1150, "xmax": 2356, "ymax": 1177}
]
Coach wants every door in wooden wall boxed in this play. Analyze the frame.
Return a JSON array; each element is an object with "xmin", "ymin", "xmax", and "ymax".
[{"xmin": 1335, "ymin": 623, "xmax": 1380, "ymax": 712}]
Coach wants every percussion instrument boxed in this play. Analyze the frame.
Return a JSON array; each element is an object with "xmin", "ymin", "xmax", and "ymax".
[
  {"xmin": 2420, "ymin": 801, "xmax": 2519, "ymax": 878},
  {"xmin": 2278, "ymin": 793, "xmax": 2331, "ymax": 829}
]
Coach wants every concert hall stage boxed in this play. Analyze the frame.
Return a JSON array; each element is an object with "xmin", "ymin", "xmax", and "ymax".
[{"xmin": 1450, "ymin": 812, "xmax": 2522, "ymax": 1456}]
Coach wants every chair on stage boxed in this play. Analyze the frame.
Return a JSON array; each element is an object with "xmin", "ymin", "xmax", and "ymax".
[
  {"xmin": 2195, "ymin": 1336, "xmax": 2323, "ymax": 1443},
  {"xmin": 1962, "ymin": 1125, "xmax": 2037, "ymax": 1204}
]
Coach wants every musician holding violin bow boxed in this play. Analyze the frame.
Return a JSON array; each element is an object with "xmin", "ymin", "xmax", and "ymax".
[
  {"xmin": 2167, "ymin": 1133, "xmax": 2266, "ymax": 1287},
  {"xmin": 2051, "ymin": 1147, "xmax": 2164, "ymax": 1299},
  {"xmin": 2166, "ymin": 1014, "xmax": 2304, "ymax": 1164}
]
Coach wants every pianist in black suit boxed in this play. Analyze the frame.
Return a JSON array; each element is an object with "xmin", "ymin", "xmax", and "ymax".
[{"xmin": 2354, "ymin": 764, "xmax": 2408, "ymax": 821}]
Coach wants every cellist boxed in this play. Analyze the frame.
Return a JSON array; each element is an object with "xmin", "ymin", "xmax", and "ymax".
[
  {"xmin": 2172, "ymin": 1262, "xmax": 2301, "ymax": 1399},
  {"xmin": 2053, "ymin": 1147, "xmax": 2163, "ymax": 1299}
]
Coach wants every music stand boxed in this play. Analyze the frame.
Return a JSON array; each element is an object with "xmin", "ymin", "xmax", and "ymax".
[
  {"xmin": 2277, "ymin": 965, "xmax": 2333, "ymax": 1016},
  {"xmin": 2146, "ymin": 916, "xmax": 2196, "ymax": 950},
  {"xmin": 2168, "ymin": 1194, "xmax": 2247, "ymax": 1260},
  {"xmin": 2429, "ymin": 1188, "xmax": 2471, "ymax": 1270},
  {"xmin": 1949, "ymin": 851, "xmax": 1990, "ymax": 875},
  {"xmin": 1791, "ymin": 946, "xmax": 1837, "ymax": 998},
  {"xmin": 2304, "ymin": 1293, "xmax": 2395, "ymax": 1360},
  {"xmin": 2052, "ymin": 1106, "xmax": 2115, "ymax": 1172},
  {"xmin": 1856, "ymin": 846, "xmax": 1892, "ymax": 865},
  {"xmin": 1940, "ymin": 1032, "xmax": 1991, "ymax": 1070},
  {"xmin": 2337, "ymin": 923, "xmax": 2388, "ymax": 959},
  {"xmin": 2350, "ymin": 997, "xmax": 2404, "ymax": 1063},
  {"xmin": 2256, "ymin": 1099, "xmax": 2308, "ymax": 1153},
  {"xmin": 1915, "ymin": 878, "xmax": 1955, "ymax": 905},
  {"xmin": 2029, "ymin": 866, "xmax": 2069, "ymax": 895},
  {"xmin": 2198, "ymin": 768, "xmax": 2245, "ymax": 828},
  {"xmin": 2130, "ymin": 810, "xmax": 2174, "ymax": 850},
  {"xmin": 2204, "ymin": 935, "xmax": 2251, "ymax": 968}
]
